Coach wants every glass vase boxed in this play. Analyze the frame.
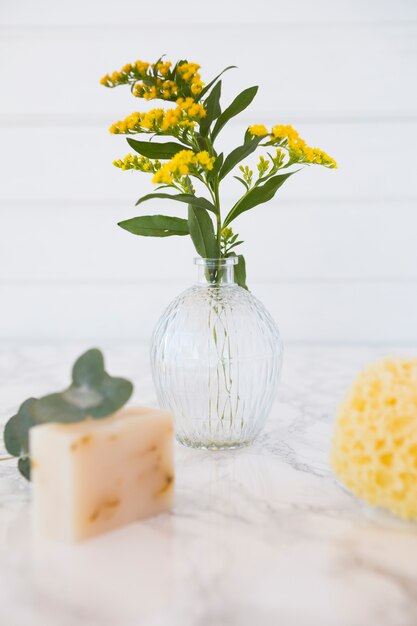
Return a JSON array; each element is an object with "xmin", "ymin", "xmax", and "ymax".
[{"xmin": 151, "ymin": 258, "xmax": 283, "ymax": 449}]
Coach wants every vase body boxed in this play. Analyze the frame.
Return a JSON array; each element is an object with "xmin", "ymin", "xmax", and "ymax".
[{"xmin": 151, "ymin": 258, "xmax": 283, "ymax": 449}]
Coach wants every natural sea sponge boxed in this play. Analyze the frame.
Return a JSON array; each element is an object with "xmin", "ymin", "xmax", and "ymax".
[{"xmin": 331, "ymin": 358, "xmax": 417, "ymax": 520}]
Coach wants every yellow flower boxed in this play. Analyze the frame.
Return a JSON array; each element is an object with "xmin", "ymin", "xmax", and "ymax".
[
  {"xmin": 152, "ymin": 167, "xmax": 173, "ymax": 185},
  {"xmin": 100, "ymin": 59, "xmax": 150, "ymax": 87},
  {"xmin": 140, "ymin": 108, "xmax": 165, "ymax": 130},
  {"xmin": 102, "ymin": 58, "xmax": 206, "ymax": 103},
  {"xmin": 221, "ymin": 226, "xmax": 233, "ymax": 240},
  {"xmin": 310, "ymin": 148, "xmax": 338, "ymax": 168},
  {"xmin": 168, "ymin": 150, "xmax": 196, "ymax": 176},
  {"xmin": 257, "ymin": 155, "xmax": 270, "ymax": 176},
  {"xmin": 151, "ymin": 150, "xmax": 215, "ymax": 184},
  {"xmin": 177, "ymin": 62, "xmax": 201, "ymax": 83},
  {"xmin": 270, "ymin": 124, "xmax": 337, "ymax": 168},
  {"xmin": 176, "ymin": 98, "xmax": 206, "ymax": 119},
  {"xmin": 136, "ymin": 60, "xmax": 149, "ymax": 75},
  {"xmin": 248, "ymin": 124, "xmax": 268, "ymax": 137},
  {"xmin": 155, "ymin": 61, "xmax": 172, "ymax": 76},
  {"xmin": 272, "ymin": 148, "xmax": 287, "ymax": 169},
  {"xmin": 160, "ymin": 108, "xmax": 180, "ymax": 131},
  {"xmin": 135, "ymin": 78, "xmax": 178, "ymax": 101},
  {"xmin": 271, "ymin": 124, "xmax": 299, "ymax": 142},
  {"xmin": 195, "ymin": 150, "xmax": 215, "ymax": 170},
  {"xmin": 125, "ymin": 112, "xmax": 142, "ymax": 130},
  {"xmin": 109, "ymin": 100, "xmax": 207, "ymax": 136},
  {"xmin": 143, "ymin": 86, "xmax": 158, "ymax": 101},
  {"xmin": 113, "ymin": 153, "xmax": 161, "ymax": 174},
  {"xmin": 191, "ymin": 80, "xmax": 204, "ymax": 95}
]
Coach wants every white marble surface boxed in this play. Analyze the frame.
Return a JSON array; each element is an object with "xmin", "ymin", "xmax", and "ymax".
[{"xmin": 1, "ymin": 343, "xmax": 417, "ymax": 626}]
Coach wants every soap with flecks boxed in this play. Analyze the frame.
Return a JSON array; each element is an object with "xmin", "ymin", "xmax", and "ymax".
[{"xmin": 30, "ymin": 407, "xmax": 174, "ymax": 542}]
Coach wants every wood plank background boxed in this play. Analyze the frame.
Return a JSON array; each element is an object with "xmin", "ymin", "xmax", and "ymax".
[{"xmin": 1, "ymin": 0, "xmax": 416, "ymax": 343}]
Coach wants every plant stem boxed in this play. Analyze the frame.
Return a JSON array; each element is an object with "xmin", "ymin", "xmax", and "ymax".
[
  {"xmin": 0, "ymin": 456, "xmax": 14, "ymax": 462},
  {"xmin": 212, "ymin": 178, "xmax": 223, "ymax": 285}
]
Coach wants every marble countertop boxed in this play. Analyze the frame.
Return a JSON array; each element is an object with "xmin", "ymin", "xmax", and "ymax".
[{"xmin": 1, "ymin": 344, "xmax": 417, "ymax": 626}]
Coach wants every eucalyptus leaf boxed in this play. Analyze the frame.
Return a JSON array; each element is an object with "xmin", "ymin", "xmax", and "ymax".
[
  {"xmin": 219, "ymin": 136, "xmax": 264, "ymax": 180},
  {"xmin": 212, "ymin": 86, "xmax": 258, "ymax": 141},
  {"xmin": 3, "ymin": 349, "xmax": 134, "ymax": 480},
  {"xmin": 34, "ymin": 393, "xmax": 90, "ymax": 424},
  {"xmin": 89, "ymin": 377, "xmax": 134, "ymax": 418},
  {"xmin": 126, "ymin": 138, "xmax": 189, "ymax": 160},
  {"xmin": 18, "ymin": 457, "xmax": 31, "ymax": 481},
  {"xmin": 188, "ymin": 205, "xmax": 218, "ymax": 258},
  {"xmin": 118, "ymin": 215, "xmax": 190, "ymax": 237},
  {"xmin": 4, "ymin": 398, "xmax": 37, "ymax": 457},
  {"xmin": 72, "ymin": 348, "xmax": 105, "ymax": 387},
  {"xmin": 135, "ymin": 192, "xmax": 216, "ymax": 213},
  {"xmin": 223, "ymin": 172, "xmax": 295, "ymax": 226}
]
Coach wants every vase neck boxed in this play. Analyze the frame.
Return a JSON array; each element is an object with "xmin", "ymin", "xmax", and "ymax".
[{"xmin": 194, "ymin": 258, "xmax": 238, "ymax": 287}]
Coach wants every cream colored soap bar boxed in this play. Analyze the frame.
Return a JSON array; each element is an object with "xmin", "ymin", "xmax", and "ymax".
[{"xmin": 30, "ymin": 407, "xmax": 174, "ymax": 542}]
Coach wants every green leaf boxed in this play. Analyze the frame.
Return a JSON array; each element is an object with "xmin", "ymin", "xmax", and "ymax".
[
  {"xmin": 18, "ymin": 457, "xmax": 31, "ymax": 481},
  {"xmin": 72, "ymin": 348, "xmax": 105, "ymax": 387},
  {"xmin": 34, "ymin": 393, "xmax": 88, "ymax": 424},
  {"xmin": 90, "ymin": 377, "xmax": 134, "ymax": 418},
  {"xmin": 135, "ymin": 192, "xmax": 216, "ymax": 213},
  {"xmin": 126, "ymin": 138, "xmax": 189, "ymax": 160},
  {"xmin": 196, "ymin": 65, "xmax": 236, "ymax": 101},
  {"xmin": 118, "ymin": 215, "xmax": 190, "ymax": 237},
  {"xmin": 199, "ymin": 80, "xmax": 222, "ymax": 136},
  {"xmin": 188, "ymin": 205, "xmax": 218, "ymax": 258},
  {"xmin": 211, "ymin": 86, "xmax": 258, "ymax": 141},
  {"xmin": 4, "ymin": 399, "xmax": 37, "ymax": 457},
  {"xmin": 223, "ymin": 172, "xmax": 295, "ymax": 226},
  {"xmin": 219, "ymin": 136, "xmax": 264, "ymax": 180},
  {"xmin": 233, "ymin": 175, "xmax": 249, "ymax": 190},
  {"xmin": 207, "ymin": 153, "xmax": 223, "ymax": 181},
  {"xmin": 244, "ymin": 128, "xmax": 254, "ymax": 144},
  {"xmin": 3, "ymin": 349, "xmax": 134, "ymax": 480},
  {"xmin": 229, "ymin": 253, "xmax": 248, "ymax": 290}
]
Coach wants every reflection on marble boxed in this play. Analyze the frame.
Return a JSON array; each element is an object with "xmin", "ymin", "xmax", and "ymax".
[{"xmin": 0, "ymin": 343, "xmax": 417, "ymax": 626}]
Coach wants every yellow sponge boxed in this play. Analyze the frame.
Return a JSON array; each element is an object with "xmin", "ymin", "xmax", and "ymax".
[{"xmin": 331, "ymin": 358, "xmax": 417, "ymax": 520}]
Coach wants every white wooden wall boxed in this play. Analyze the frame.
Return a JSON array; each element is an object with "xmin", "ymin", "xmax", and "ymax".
[{"xmin": 1, "ymin": 0, "xmax": 416, "ymax": 344}]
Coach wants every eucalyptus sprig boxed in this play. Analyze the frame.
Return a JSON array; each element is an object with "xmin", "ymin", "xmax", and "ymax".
[
  {"xmin": 102, "ymin": 57, "xmax": 337, "ymax": 288},
  {"xmin": 3, "ymin": 349, "xmax": 133, "ymax": 480}
]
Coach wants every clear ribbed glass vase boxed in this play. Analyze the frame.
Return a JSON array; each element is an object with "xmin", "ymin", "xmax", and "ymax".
[{"xmin": 151, "ymin": 258, "xmax": 283, "ymax": 449}]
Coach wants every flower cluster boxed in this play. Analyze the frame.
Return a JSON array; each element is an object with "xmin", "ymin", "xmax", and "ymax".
[
  {"xmin": 257, "ymin": 155, "xmax": 270, "ymax": 177},
  {"xmin": 109, "ymin": 98, "xmax": 206, "ymax": 137},
  {"xmin": 176, "ymin": 62, "xmax": 204, "ymax": 96},
  {"xmin": 256, "ymin": 150, "xmax": 287, "ymax": 176},
  {"xmin": 112, "ymin": 153, "xmax": 162, "ymax": 174},
  {"xmin": 101, "ymin": 59, "xmax": 204, "ymax": 102},
  {"xmin": 248, "ymin": 123, "xmax": 337, "ymax": 168},
  {"xmin": 100, "ymin": 60, "xmax": 150, "ymax": 88},
  {"xmin": 112, "ymin": 149, "xmax": 215, "ymax": 188},
  {"xmin": 152, "ymin": 150, "xmax": 215, "ymax": 185},
  {"xmin": 133, "ymin": 79, "xmax": 178, "ymax": 101},
  {"xmin": 247, "ymin": 124, "xmax": 268, "ymax": 137}
]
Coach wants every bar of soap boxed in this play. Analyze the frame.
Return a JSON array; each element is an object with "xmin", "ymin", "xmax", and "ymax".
[{"xmin": 30, "ymin": 407, "xmax": 174, "ymax": 542}]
